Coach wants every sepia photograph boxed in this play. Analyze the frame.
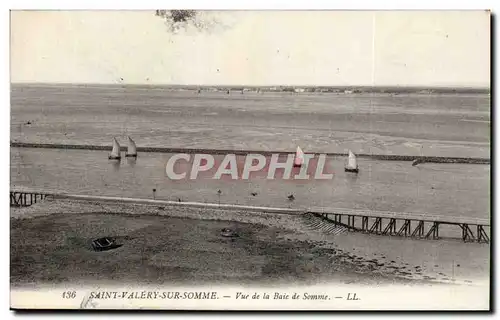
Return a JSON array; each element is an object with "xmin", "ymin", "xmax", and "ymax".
[{"xmin": 9, "ymin": 9, "xmax": 491, "ymax": 310}]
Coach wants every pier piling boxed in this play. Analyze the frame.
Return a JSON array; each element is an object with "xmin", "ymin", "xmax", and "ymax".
[{"xmin": 10, "ymin": 188, "xmax": 490, "ymax": 244}]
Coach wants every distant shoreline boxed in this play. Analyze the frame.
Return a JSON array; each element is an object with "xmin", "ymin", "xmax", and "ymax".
[
  {"xmin": 10, "ymin": 83, "xmax": 491, "ymax": 95},
  {"xmin": 10, "ymin": 142, "xmax": 490, "ymax": 164}
]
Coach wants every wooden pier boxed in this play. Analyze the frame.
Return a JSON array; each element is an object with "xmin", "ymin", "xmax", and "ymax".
[
  {"xmin": 10, "ymin": 188, "xmax": 490, "ymax": 243},
  {"xmin": 10, "ymin": 191, "xmax": 51, "ymax": 207},
  {"xmin": 305, "ymin": 208, "xmax": 490, "ymax": 244}
]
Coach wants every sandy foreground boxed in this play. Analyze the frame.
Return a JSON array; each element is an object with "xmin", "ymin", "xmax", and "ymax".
[
  {"xmin": 10, "ymin": 198, "xmax": 490, "ymax": 289},
  {"xmin": 10, "ymin": 198, "xmax": 491, "ymax": 310}
]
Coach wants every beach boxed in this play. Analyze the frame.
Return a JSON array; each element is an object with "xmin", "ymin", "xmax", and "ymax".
[{"xmin": 10, "ymin": 198, "xmax": 490, "ymax": 288}]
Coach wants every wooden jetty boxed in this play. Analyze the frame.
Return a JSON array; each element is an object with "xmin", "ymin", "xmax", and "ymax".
[
  {"xmin": 10, "ymin": 188, "xmax": 490, "ymax": 244},
  {"xmin": 305, "ymin": 207, "xmax": 490, "ymax": 244},
  {"xmin": 10, "ymin": 191, "xmax": 52, "ymax": 207}
]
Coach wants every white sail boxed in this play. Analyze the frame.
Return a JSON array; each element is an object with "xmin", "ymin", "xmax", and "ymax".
[
  {"xmin": 126, "ymin": 136, "xmax": 137, "ymax": 156},
  {"xmin": 346, "ymin": 150, "xmax": 358, "ymax": 170},
  {"xmin": 294, "ymin": 146, "xmax": 304, "ymax": 166},
  {"xmin": 109, "ymin": 138, "xmax": 121, "ymax": 159}
]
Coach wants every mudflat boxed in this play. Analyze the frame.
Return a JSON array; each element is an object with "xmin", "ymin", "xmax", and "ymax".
[
  {"xmin": 11, "ymin": 199, "xmax": 487, "ymax": 288},
  {"xmin": 10, "ymin": 85, "xmax": 490, "ymax": 158}
]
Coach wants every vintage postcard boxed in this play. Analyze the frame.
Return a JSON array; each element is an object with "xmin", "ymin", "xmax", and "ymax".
[{"xmin": 10, "ymin": 10, "xmax": 491, "ymax": 310}]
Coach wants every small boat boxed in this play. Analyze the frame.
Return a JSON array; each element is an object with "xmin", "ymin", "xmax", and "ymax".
[
  {"xmin": 345, "ymin": 150, "xmax": 359, "ymax": 173},
  {"xmin": 412, "ymin": 158, "xmax": 423, "ymax": 166},
  {"xmin": 412, "ymin": 146, "xmax": 424, "ymax": 166},
  {"xmin": 108, "ymin": 137, "xmax": 121, "ymax": 160},
  {"xmin": 294, "ymin": 146, "xmax": 304, "ymax": 167},
  {"xmin": 91, "ymin": 237, "xmax": 123, "ymax": 252},
  {"xmin": 125, "ymin": 136, "xmax": 137, "ymax": 157},
  {"xmin": 220, "ymin": 228, "xmax": 238, "ymax": 238}
]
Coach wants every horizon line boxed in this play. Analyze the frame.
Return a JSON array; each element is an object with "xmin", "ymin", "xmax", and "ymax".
[{"xmin": 10, "ymin": 82, "xmax": 491, "ymax": 91}]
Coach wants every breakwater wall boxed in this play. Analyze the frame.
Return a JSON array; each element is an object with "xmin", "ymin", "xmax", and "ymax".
[{"xmin": 10, "ymin": 142, "xmax": 490, "ymax": 165}]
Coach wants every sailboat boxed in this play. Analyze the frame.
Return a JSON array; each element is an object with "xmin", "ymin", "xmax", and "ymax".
[
  {"xmin": 344, "ymin": 150, "xmax": 359, "ymax": 173},
  {"xmin": 125, "ymin": 136, "xmax": 137, "ymax": 157},
  {"xmin": 294, "ymin": 146, "xmax": 304, "ymax": 167},
  {"xmin": 412, "ymin": 159, "xmax": 423, "ymax": 166},
  {"xmin": 412, "ymin": 145, "xmax": 424, "ymax": 166},
  {"xmin": 108, "ymin": 137, "xmax": 121, "ymax": 160}
]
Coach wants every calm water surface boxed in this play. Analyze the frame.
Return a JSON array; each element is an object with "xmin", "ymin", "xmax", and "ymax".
[{"xmin": 11, "ymin": 148, "xmax": 489, "ymax": 219}]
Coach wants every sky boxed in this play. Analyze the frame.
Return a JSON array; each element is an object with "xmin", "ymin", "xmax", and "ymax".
[{"xmin": 10, "ymin": 10, "xmax": 490, "ymax": 87}]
